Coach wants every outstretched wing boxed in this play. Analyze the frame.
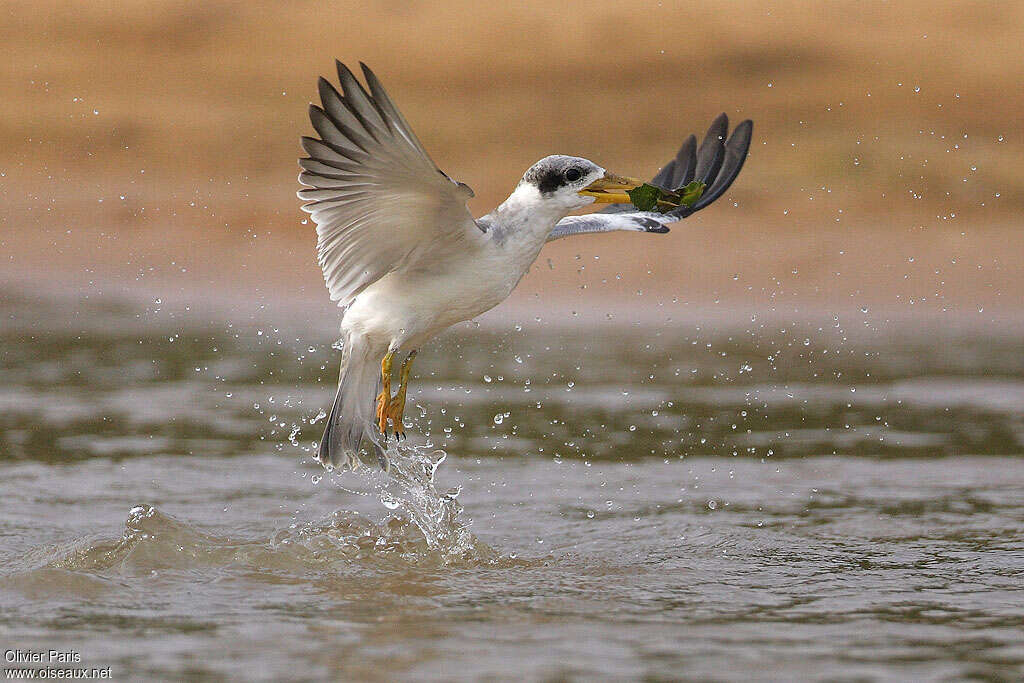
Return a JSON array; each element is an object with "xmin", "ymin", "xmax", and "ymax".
[
  {"xmin": 298, "ymin": 62, "xmax": 480, "ymax": 307},
  {"xmin": 547, "ymin": 114, "xmax": 752, "ymax": 242},
  {"xmin": 546, "ymin": 212, "xmax": 670, "ymax": 242}
]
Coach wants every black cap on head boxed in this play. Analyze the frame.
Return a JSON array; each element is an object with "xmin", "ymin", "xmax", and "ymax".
[{"xmin": 522, "ymin": 155, "xmax": 599, "ymax": 195}]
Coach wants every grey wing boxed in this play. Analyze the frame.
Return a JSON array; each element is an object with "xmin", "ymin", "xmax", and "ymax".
[
  {"xmin": 298, "ymin": 62, "xmax": 479, "ymax": 308},
  {"xmin": 551, "ymin": 114, "xmax": 752, "ymax": 240}
]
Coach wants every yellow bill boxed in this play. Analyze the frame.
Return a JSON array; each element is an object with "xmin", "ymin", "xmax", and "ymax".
[{"xmin": 578, "ymin": 172, "xmax": 645, "ymax": 204}]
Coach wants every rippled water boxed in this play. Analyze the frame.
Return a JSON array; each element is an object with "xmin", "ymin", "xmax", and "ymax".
[{"xmin": 1, "ymin": 287, "xmax": 1023, "ymax": 680}]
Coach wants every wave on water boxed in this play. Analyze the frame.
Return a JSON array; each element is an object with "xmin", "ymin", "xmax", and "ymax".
[{"xmin": 5, "ymin": 445, "xmax": 497, "ymax": 587}]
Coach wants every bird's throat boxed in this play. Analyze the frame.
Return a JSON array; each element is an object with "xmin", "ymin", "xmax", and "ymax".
[{"xmin": 488, "ymin": 184, "xmax": 577, "ymax": 245}]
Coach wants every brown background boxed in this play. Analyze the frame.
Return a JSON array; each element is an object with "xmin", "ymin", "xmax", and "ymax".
[{"xmin": 2, "ymin": 1, "xmax": 1021, "ymax": 317}]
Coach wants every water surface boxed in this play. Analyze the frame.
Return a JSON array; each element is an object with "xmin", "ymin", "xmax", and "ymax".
[{"xmin": 1, "ymin": 288, "xmax": 1022, "ymax": 680}]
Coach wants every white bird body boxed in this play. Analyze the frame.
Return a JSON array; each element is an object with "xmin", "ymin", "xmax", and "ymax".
[
  {"xmin": 343, "ymin": 182, "xmax": 585, "ymax": 353},
  {"xmin": 298, "ymin": 62, "xmax": 751, "ymax": 469}
]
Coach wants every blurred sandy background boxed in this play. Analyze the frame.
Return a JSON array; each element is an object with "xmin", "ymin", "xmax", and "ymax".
[{"xmin": 1, "ymin": 0, "xmax": 1021, "ymax": 318}]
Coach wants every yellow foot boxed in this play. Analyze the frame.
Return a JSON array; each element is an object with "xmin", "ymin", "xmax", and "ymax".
[
  {"xmin": 374, "ymin": 349, "xmax": 416, "ymax": 441},
  {"xmin": 386, "ymin": 392, "xmax": 407, "ymax": 440},
  {"xmin": 375, "ymin": 387, "xmax": 392, "ymax": 437},
  {"xmin": 392, "ymin": 350, "xmax": 416, "ymax": 439},
  {"xmin": 375, "ymin": 351, "xmax": 395, "ymax": 439}
]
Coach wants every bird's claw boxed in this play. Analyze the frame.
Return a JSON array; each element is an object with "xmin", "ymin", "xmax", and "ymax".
[
  {"xmin": 374, "ymin": 349, "xmax": 415, "ymax": 443},
  {"xmin": 387, "ymin": 397, "xmax": 407, "ymax": 441},
  {"xmin": 374, "ymin": 390, "xmax": 407, "ymax": 442}
]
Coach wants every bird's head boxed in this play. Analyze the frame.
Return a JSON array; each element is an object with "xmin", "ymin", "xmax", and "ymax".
[{"xmin": 519, "ymin": 155, "xmax": 643, "ymax": 214}]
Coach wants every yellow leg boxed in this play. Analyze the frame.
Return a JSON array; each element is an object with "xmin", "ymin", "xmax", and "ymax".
[
  {"xmin": 375, "ymin": 351, "xmax": 395, "ymax": 437},
  {"xmin": 386, "ymin": 350, "xmax": 417, "ymax": 439}
]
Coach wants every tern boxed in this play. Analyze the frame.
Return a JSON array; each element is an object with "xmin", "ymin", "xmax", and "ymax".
[{"xmin": 298, "ymin": 62, "xmax": 752, "ymax": 470}]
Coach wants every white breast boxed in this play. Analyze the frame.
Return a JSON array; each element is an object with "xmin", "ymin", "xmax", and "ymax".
[
  {"xmin": 340, "ymin": 183, "xmax": 568, "ymax": 351},
  {"xmin": 340, "ymin": 231, "xmax": 540, "ymax": 350}
]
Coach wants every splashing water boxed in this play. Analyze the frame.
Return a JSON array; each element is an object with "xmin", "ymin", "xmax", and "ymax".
[
  {"xmin": 371, "ymin": 443, "xmax": 484, "ymax": 559},
  {"xmin": 4, "ymin": 290, "xmax": 1024, "ymax": 680},
  {"xmin": 37, "ymin": 442, "xmax": 493, "ymax": 577}
]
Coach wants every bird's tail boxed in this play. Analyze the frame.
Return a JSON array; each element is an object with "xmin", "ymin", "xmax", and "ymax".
[{"xmin": 317, "ymin": 331, "xmax": 386, "ymax": 470}]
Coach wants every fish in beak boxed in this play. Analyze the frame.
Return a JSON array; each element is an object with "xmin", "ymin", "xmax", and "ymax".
[{"xmin": 578, "ymin": 172, "xmax": 645, "ymax": 204}]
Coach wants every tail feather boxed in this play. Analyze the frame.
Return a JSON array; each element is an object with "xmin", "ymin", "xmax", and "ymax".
[{"xmin": 318, "ymin": 332, "xmax": 386, "ymax": 469}]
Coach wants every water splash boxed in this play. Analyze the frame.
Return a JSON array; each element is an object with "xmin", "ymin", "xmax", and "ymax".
[
  {"xmin": 39, "ymin": 440, "xmax": 494, "ymax": 577},
  {"xmin": 368, "ymin": 443, "xmax": 484, "ymax": 560},
  {"xmin": 40, "ymin": 492, "xmax": 494, "ymax": 580}
]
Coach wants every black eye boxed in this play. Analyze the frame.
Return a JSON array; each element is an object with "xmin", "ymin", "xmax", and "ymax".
[{"xmin": 564, "ymin": 168, "xmax": 582, "ymax": 182}]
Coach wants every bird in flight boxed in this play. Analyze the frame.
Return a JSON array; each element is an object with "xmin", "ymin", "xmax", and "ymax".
[{"xmin": 298, "ymin": 62, "xmax": 752, "ymax": 470}]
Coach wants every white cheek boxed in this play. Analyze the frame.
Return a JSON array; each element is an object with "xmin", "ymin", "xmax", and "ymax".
[{"xmin": 568, "ymin": 191, "xmax": 595, "ymax": 209}]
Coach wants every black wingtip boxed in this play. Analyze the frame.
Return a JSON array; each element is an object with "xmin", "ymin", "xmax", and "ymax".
[
  {"xmin": 689, "ymin": 117, "xmax": 754, "ymax": 212},
  {"xmin": 674, "ymin": 134, "xmax": 698, "ymax": 187},
  {"xmin": 594, "ymin": 114, "xmax": 753, "ymax": 219},
  {"xmin": 628, "ymin": 216, "xmax": 669, "ymax": 232},
  {"xmin": 710, "ymin": 113, "xmax": 729, "ymax": 138},
  {"xmin": 694, "ymin": 115, "xmax": 727, "ymax": 185},
  {"xmin": 737, "ymin": 118, "xmax": 753, "ymax": 141},
  {"xmin": 650, "ymin": 159, "xmax": 676, "ymax": 189}
]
